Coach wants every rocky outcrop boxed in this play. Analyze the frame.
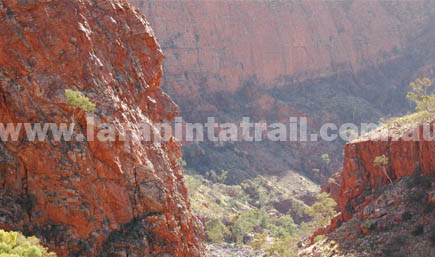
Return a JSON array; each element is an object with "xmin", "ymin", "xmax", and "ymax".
[
  {"xmin": 302, "ymin": 121, "xmax": 435, "ymax": 253},
  {"xmin": 0, "ymin": 0, "xmax": 203, "ymax": 256},
  {"xmin": 325, "ymin": 122, "xmax": 435, "ymax": 221},
  {"xmin": 132, "ymin": 0, "xmax": 435, "ymax": 180},
  {"xmin": 301, "ymin": 174, "xmax": 435, "ymax": 257}
]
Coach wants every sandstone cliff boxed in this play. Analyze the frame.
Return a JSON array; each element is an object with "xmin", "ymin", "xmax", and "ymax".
[
  {"xmin": 301, "ymin": 119, "xmax": 435, "ymax": 256},
  {"xmin": 326, "ymin": 121, "xmax": 435, "ymax": 221},
  {"xmin": 133, "ymin": 0, "xmax": 435, "ymax": 181},
  {"xmin": 0, "ymin": 0, "xmax": 202, "ymax": 256}
]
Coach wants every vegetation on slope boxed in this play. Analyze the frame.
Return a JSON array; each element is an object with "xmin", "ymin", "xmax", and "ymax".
[
  {"xmin": 184, "ymin": 169, "xmax": 336, "ymax": 256},
  {"xmin": 300, "ymin": 170, "xmax": 435, "ymax": 257},
  {"xmin": 0, "ymin": 229, "xmax": 56, "ymax": 257}
]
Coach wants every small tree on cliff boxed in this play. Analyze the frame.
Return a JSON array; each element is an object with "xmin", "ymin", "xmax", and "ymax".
[
  {"xmin": 321, "ymin": 153, "xmax": 330, "ymax": 165},
  {"xmin": 320, "ymin": 153, "xmax": 331, "ymax": 175},
  {"xmin": 407, "ymin": 77, "xmax": 435, "ymax": 113},
  {"xmin": 65, "ymin": 89, "xmax": 96, "ymax": 121},
  {"xmin": 374, "ymin": 154, "xmax": 393, "ymax": 185}
]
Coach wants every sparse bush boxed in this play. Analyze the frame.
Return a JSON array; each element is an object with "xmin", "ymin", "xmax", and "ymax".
[
  {"xmin": 206, "ymin": 169, "xmax": 228, "ymax": 184},
  {"xmin": 231, "ymin": 209, "xmax": 269, "ymax": 243},
  {"xmin": 374, "ymin": 154, "xmax": 393, "ymax": 185},
  {"xmin": 406, "ymin": 77, "xmax": 435, "ymax": 113},
  {"xmin": 0, "ymin": 229, "xmax": 56, "ymax": 257},
  {"xmin": 250, "ymin": 232, "xmax": 267, "ymax": 250},
  {"xmin": 304, "ymin": 192, "xmax": 337, "ymax": 228},
  {"xmin": 321, "ymin": 154, "xmax": 330, "ymax": 165},
  {"xmin": 205, "ymin": 218, "xmax": 230, "ymax": 243},
  {"xmin": 344, "ymin": 128, "xmax": 358, "ymax": 141},
  {"xmin": 65, "ymin": 89, "xmax": 96, "ymax": 112},
  {"xmin": 266, "ymin": 233, "xmax": 299, "ymax": 257},
  {"xmin": 314, "ymin": 235, "xmax": 325, "ymax": 242},
  {"xmin": 267, "ymin": 215, "xmax": 297, "ymax": 238},
  {"xmin": 291, "ymin": 201, "xmax": 306, "ymax": 221},
  {"xmin": 184, "ymin": 175, "xmax": 203, "ymax": 198},
  {"xmin": 361, "ymin": 219, "xmax": 376, "ymax": 231}
]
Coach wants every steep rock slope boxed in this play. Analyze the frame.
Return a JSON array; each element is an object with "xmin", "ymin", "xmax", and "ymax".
[
  {"xmin": 133, "ymin": 0, "xmax": 435, "ymax": 181},
  {"xmin": 301, "ymin": 120, "xmax": 435, "ymax": 256},
  {"xmin": 302, "ymin": 174, "xmax": 435, "ymax": 257},
  {"xmin": 0, "ymin": 0, "xmax": 202, "ymax": 256},
  {"xmin": 326, "ymin": 122, "xmax": 435, "ymax": 221}
]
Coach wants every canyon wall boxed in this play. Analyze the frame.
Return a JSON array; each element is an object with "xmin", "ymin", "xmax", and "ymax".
[
  {"xmin": 133, "ymin": 0, "xmax": 435, "ymax": 181},
  {"xmin": 326, "ymin": 123, "xmax": 435, "ymax": 221},
  {"xmin": 301, "ymin": 121, "xmax": 435, "ymax": 255},
  {"xmin": 0, "ymin": 0, "xmax": 202, "ymax": 256},
  {"xmin": 134, "ymin": 0, "xmax": 431, "ymax": 94}
]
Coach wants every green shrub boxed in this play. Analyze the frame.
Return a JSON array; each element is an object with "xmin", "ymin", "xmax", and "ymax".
[
  {"xmin": 184, "ymin": 175, "xmax": 203, "ymax": 198},
  {"xmin": 304, "ymin": 192, "xmax": 337, "ymax": 227},
  {"xmin": 314, "ymin": 235, "xmax": 325, "ymax": 242},
  {"xmin": 406, "ymin": 77, "xmax": 435, "ymax": 113},
  {"xmin": 320, "ymin": 154, "xmax": 330, "ymax": 165},
  {"xmin": 267, "ymin": 215, "xmax": 297, "ymax": 238},
  {"xmin": 361, "ymin": 219, "xmax": 376, "ymax": 231},
  {"xmin": 373, "ymin": 155, "xmax": 388, "ymax": 167},
  {"xmin": 265, "ymin": 233, "xmax": 299, "ymax": 257},
  {"xmin": 250, "ymin": 232, "xmax": 267, "ymax": 251},
  {"xmin": 0, "ymin": 229, "xmax": 56, "ymax": 257},
  {"xmin": 205, "ymin": 218, "xmax": 230, "ymax": 243},
  {"xmin": 231, "ymin": 209, "xmax": 269, "ymax": 243},
  {"xmin": 373, "ymin": 155, "xmax": 393, "ymax": 184},
  {"xmin": 206, "ymin": 169, "xmax": 228, "ymax": 184},
  {"xmin": 65, "ymin": 89, "xmax": 96, "ymax": 113}
]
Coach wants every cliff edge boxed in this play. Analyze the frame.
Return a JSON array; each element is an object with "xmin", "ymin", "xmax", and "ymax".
[{"xmin": 0, "ymin": 0, "xmax": 203, "ymax": 256}]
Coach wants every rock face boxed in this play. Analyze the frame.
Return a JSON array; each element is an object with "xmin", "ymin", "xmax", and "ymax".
[
  {"xmin": 301, "ymin": 121, "xmax": 435, "ymax": 254},
  {"xmin": 325, "ymin": 123, "xmax": 435, "ymax": 221},
  {"xmin": 0, "ymin": 0, "xmax": 203, "ymax": 256},
  {"xmin": 301, "ymin": 174, "xmax": 435, "ymax": 257},
  {"xmin": 133, "ymin": 0, "xmax": 433, "ymax": 94},
  {"xmin": 132, "ymin": 0, "xmax": 435, "ymax": 181}
]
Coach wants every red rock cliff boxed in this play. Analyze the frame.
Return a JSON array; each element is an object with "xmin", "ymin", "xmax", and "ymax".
[
  {"xmin": 0, "ymin": 0, "xmax": 203, "ymax": 256},
  {"xmin": 326, "ymin": 122, "xmax": 435, "ymax": 222},
  {"xmin": 133, "ymin": 0, "xmax": 432, "ymax": 94},
  {"xmin": 131, "ymin": 0, "xmax": 435, "ymax": 181}
]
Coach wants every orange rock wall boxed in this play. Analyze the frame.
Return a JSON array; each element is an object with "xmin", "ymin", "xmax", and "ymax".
[
  {"xmin": 0, "ymin": 0, "xmax": 202, "ymax": 256},
  {"xmin": 130, "ymin": 0, "xmax": 435, "ymax": 181},
  {"xmin": 133, "ymin": 0, "xmax": 430, "ymax": 95},
  {"xmin": 326, "ymin": 124, "xmax": 435, "ymax": 221}
]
